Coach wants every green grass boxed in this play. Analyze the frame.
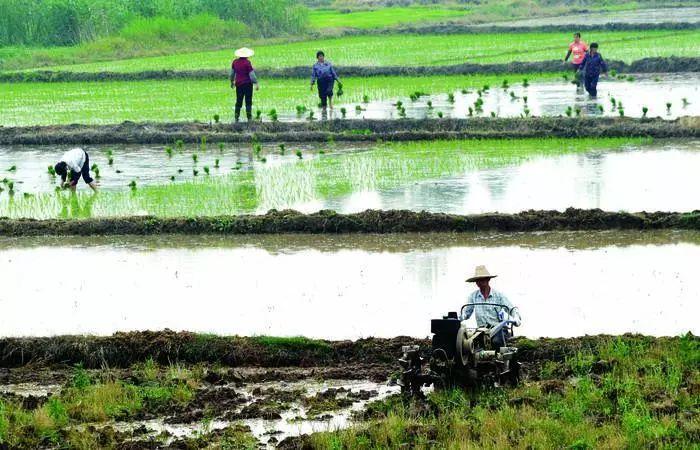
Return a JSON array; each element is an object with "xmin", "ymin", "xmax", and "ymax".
[
  {"xmin": 6, "ymin": 29, "xmax": 697, "ymax": 73},
  {"xmin": 308, "ymin": 6, "xmax": 469, "ymax": 30},
  {"xmin": 0, "ymin": 137, "xmax": 648, "ymax": 219},
  {"xmin": 250, "ymin": 336, "xmax": 332, "ymax": 352},
  {"xmin": 0, "ymin": 73, "xmax": 560, "ymax": 126},
  {"xmin": 307, "ymin": 334, "xmax": 700, "ymax": 448}
]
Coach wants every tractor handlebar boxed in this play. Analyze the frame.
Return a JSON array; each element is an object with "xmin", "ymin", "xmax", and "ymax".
[{"xmin": 459, "ymin": 303, "xmax": 521, "ymax": 327}]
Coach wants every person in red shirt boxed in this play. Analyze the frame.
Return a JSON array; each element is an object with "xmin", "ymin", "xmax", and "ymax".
[
  {"xmin": 230, "ymin": 47, "xmax": 260, "ymax": 123},
  {"xmin": 564, "ymin": 32, "xmax": 588, "ymax": 87}
]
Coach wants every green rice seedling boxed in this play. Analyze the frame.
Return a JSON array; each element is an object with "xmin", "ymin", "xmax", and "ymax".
[
  {"xmin": 8, "ymin": 165, "xmax": 16, "ymax": 172},
  {"xmin": 91, "ymin": 163, "xmax": 98, "ymax": 171},
  {"xmin": 523, "ymin": 78, "xmax": 529, "ymax": 87},
  {"xmin": 108, "ymin": 156, "xmax": 114, "ymax": 166},
  {"xmin": 192, "ymin": 153, "xmax": 198, "ymax": 164},
  {"xmin": 213, "ymin": 114, "xmax": 220, "ymax": 124},
  {"xmin": 490, "ymin": 111, "xmax": 496, "ymax": 118},
  {"xmin": 295, "ymin": 105, "xmax": 307, "ymax": 115},
  {"xmin": 610, "ymin": 69, "xmax": 618, "ymax": 77},
  {"xmin": 253, "ymin": 144, "xmax": 262, "ymax": 156},
  {"xmin": 666, "ymin": 102, "xmax": 672, "ymax": 112},
  {"xmin": 296, "ymin": 150, "xmax": 303, "ymax": 159},
  {"xmin": 562, "ymin": 73, "xmax": 569, "ymax": 81},
  {"xmin": 218, "ymin": 142, "xmax": 224, "ymax": 152},
  {"xmin": 340, "ymin": 107, "xmax": 347, "ymax": 118},
  {"xmin": 523, "ymin": 96, "xmax": 528, "ymax": 104},
  {"xmin": 461, "ymin": 89, "xmax": 469, "ymax": 94},
  {"xmin": 523, "ymin": 107, "xmax": 531, "ymax": 117},
  {"xmin": 255, "ymin": 110, "xmax": 262, "ymax": 121},
  {"xmin": 23, "ymin": 192, "xmax": 32, "ymax": 198},
  {"xmin": 279, "ymin": 144, "xmax": 285, "ymax": 154},
  {"xmin": 175, "ymin": 140, "xmax": 184, "ymax": 151},
  {"xmin": 94, "ymin": 167, "xmax": 100, "ymax": 179},
  {"xmin": 319, "ymin": 150, "xmax": 325, "ymax": 155},
  {"xmin": 575, "ymin": 107, "xmax": 581, "ymax": 117},
  {"xmin": 642, "ymin": 106, "xmax": 648, "ymax": 118},
  {"xmin": 565, "ymin": 106, "xmax": 573, "ymax": 117},
  {"xmin": 170, "ymin": 175, "xmax": 175, "ymax": 181},
  {"xmin": 468, "ymin": 107, "xmax": 473, "ymax": 117},
  {"xmin": 362, "ymin": 94, "xmax": 369, "ymax": 103},
  {"xmin": 355, "ymin": 105, "xmax": 363, "ymax": 113},
  {"xmin": 193, "ymin": 169, "xmax": 199, "ymax": 176},
  {"xmin": 268, "ymin": 109, "xmax": 278, "ymax": 122},
  {"xmin": 128, "ymin": 180, "xmax": 136, "ymax": 191},
  {"xmin": 627, "ymin": 75, "xmax": 635, "ymax": 82},
  {"xmin": 8, "ymin": 181, "xmax": 15, "ymax": 195},
  {"xmin": 618, "ymin": 108, "xmax": 625, "ymax": 117},
  {"xmin": 482, "ymin": 84, "xmax": 490, "ymax": 92},
  {"xmin": 47, "ymin": 165, "xmax": 56, "ymax": 177},
  {"xmin": 307, "ymin": 110, "xmax": 315, "ymax": 121},
  {"xmin": 617, "ymin": 74, "xmax": 625, "ymax": 80},
  {"xmin": 203, "ymin": 166, "xmax": 210, "ymax": 175},
  {"xmin": 476, "ymin": 89, "xmax": 482, "ymax": 97},
  {"xmin": 317, "ymin": 101, "xmax": 323, "ymax": 108},
  {"xmin": 200, "ymin": 136, "xmax": 207, "ymax": 151},
  {"xmin": 437, "ymin": 111, "xmax": 444, "ymax": 118},
  {"xmin": 682, "ymin": 98, "xmax": 689, "ymax": 107},
  {"xmin": 116, "ymin": 169, "xmax": 123, "ymax": 174},
  {"xmin": 509, "ymin": 91, "xmax": 518, "ymax": 100},
  {"xmin": 165, "ymin": 146, "xmax": 173, "ymax": 157},
  {"xmin": 501, "ymin": 79, "xmax": 509, "ymax": 89},
  {"xmin": 214, "ymin": 159, "xmax": 220, "ymax": 168},
  {"xmin": 653, "ymin": 76, "xmax": 661, "ymax": 82},
  {"xmin": 447, "ymin": 93, "xmax": 455, "ymax": 103},
  {"xmin": 398, "ymin": 106, "xmax": 407, "ymax": 118},
  {"xmin": 177, "ymin": 169, "xmax": 184, "ymax": 173},
  {"xmin": 427, "ymin": 100, "xmax": 433, "ymax": 109},
  {"xmin": 395, "ymin": 100, "xmax": 403, "ymax": 109},
  {"xmin": 597, "ymin": 105, "xmax": 604, "ymax": 113}
]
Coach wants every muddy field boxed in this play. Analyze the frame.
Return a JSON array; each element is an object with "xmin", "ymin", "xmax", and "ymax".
[
  {"xmin": 1, "ymin": 117, "xmax": 698, "ymax": 145},
  {"xmin": 0, "ymin": 208, "xmax": 698, "ymax": 237},
  {"xmin": 0, "ymin": 332, "xmax": 695, "ymax": 448},
  {"xmin": 3, "ymin": 56, "xmax": 698, "ymax": 83}
]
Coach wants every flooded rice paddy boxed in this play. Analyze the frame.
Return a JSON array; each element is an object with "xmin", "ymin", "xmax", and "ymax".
[
  {"xmin": 337, "ymin": 73, "xmax": 699, "ymax": 121},
  {"xmin": 1, "ymin": 231, "xmax": 698, "ymax": 339},
  {"xmin": 0, "ymin": 139, "xmax": 698, "ymax": 217},
  {"xmin": 477, "ymin": 7, "xmax": 700, "ymax": 27}
]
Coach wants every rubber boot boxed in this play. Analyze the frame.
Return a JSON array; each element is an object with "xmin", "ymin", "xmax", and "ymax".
[
  {"xmin": 246, "ymin": 109, "xmax": 253, "ymax": 122},
  {"xmin": 234, "ymin": 107, "xmax": 241, "ymax": 123}
]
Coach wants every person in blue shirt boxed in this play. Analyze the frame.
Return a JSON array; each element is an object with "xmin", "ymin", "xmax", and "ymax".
[
  {"xmin": 310, "ymin": 50, "xmax": 341, "ymax": 115},
  {"xmin": 578, "ymin": 42, "xmax": 608, "ymax": 98}
]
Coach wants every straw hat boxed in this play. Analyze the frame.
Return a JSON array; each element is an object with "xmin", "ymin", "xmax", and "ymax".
[
  {"xmin": 234, "ymin": 47, "xmax": 254, "ymax": 58},
  {"xmin": 466, "ymin": 265, "xmax": 497, "ymax": 282}
]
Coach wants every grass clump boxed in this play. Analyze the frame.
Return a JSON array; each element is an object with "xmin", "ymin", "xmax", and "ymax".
[{"xmin": 250, "ymin": 336, "xmax": 331, "ymax": 354}]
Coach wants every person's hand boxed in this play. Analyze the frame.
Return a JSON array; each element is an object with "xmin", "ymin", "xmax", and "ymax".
[{"xmin": 255, "ymin": 84, "xmax": 260, "ymax": 91}]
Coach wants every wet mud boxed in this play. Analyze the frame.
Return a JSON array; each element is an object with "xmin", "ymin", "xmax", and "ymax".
[
  {"xmin": 3, "ymin": 56, "xmax": 698, "ymax": 83},
  {"xmin": 1, "ymin": 117, "xmax": 698, "ymax": 145},
  {"xmin": 1, "ymin": 208, "xmax": 698, "ymax": 237}
]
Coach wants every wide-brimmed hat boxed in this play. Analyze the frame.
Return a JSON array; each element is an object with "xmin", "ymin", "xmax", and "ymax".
[
  {"xmin": 466, "ymin": 265, "xmax": 497, "ymax": 282},
  {"xmin": 234, "ymin": 47, "xmax": 254, "ymax": 58}
]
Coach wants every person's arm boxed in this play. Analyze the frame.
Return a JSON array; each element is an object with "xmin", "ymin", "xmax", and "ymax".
[
  {"xmin": 461, "ymin": 293, "xmax": 475, "ymax": 320},
  {"xmin": 500, "ymin": 294, "xmax": 521, "ymax": 325},
  {"xmin": 600, "ymin": 56, "xmax": 608, "ymax": 74},
  {"xmin": 578, "ymin": 53, "xmax": 588, "ymax": 71},
  {"xmin": 564, "ymin": 49, "xmax": 572, "ymax": 62},
  {"xmin": 230, "ymin": 68, "xmax": 236, "ymax": 88},
  {"xmin": 87, "ymin": 181, "xmax": 98, "ymax": 192},
  {"xmin": 250, "ymin": 70, "xmax": 258, "ymax": 84},
  {"xmin": 331, "ymin": 64, "xmax": 340, "ymax": 82}
]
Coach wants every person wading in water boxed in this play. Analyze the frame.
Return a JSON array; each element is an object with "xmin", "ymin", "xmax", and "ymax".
[
  {"xmin": 564, "ymin": 32, "xmax": 588, "ymax": 88},
  {"xmin": 579, "ymin": 42, "xmax": 608, "ymax": 98},
  {"xmin": 230, "ymin": 47, "xmax": 260, "ymax": 123},
  {"xmin": 310, "ymin": 50, "xmax": 341, "ymax": 118},
  {"xmin": 54, "ymin": 148, "xmax": 98, "ymax": 192}
]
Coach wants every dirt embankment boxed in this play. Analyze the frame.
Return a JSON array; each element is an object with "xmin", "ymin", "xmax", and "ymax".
[
  {"xmin": 3, "ymin": 56, "xmax": 697, "ymax": 82},
  {"xmin": 1, "ymin": 117, "xmax": 698, "ymax": 145},
  {"xmin": 1, "ymin": 209, "xmax": 699, "ymax": 237},
  {"xmin": 0, "ymin": 330, "xmax": 692, "ymax": 374}
]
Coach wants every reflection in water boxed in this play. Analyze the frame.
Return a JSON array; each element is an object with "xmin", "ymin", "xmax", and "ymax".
[
  {"xmin": 0, "ymin": 231, "xmax": 698, "ymax": 339},
  {"xmin": 476, "ymin": 7, "xmax": 700, "ymax": 27}
]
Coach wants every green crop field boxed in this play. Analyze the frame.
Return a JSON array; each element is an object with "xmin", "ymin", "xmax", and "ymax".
[
  {"xmin": 0, "ymin": 137, "xmax": 646, "ymax": 219},
  {"xmin": 308, "ymin": 6, "xmax": 469, "ymax": 30},
  {"xmin": 8, "ymin": 29, "xmax": 697, "ymax": 74},
  {"xmin": 0, "ymin": 73, "xmax": 559, "ymax": 126}
]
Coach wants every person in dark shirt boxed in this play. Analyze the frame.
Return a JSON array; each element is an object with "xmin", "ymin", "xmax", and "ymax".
[
  {"xmin": 578, "ymin": 42, "xmax": 608, "ymax": 98},
  {"xmin": 230, "ymin": 47, "xmax": 259, "ymax": 122},
  {"xmin": 310, "ymin": 50, "xmax": 341, "ymax": 116}
]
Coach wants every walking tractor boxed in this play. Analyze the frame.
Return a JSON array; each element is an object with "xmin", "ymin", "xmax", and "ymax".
[{"xmin": 398, "ymin": 303, "xmax": 522, "ymax": 396}]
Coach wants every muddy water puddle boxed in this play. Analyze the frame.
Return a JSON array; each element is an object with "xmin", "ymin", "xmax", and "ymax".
[
  {"xmin": 87, "ymin": 379, "xmax": 396, "ymax": 448},
  {"xmin": 290, "ymin": 139, "xmax": 700, "ymax": 214},
  {"xmin": 333, "ymin": 73, "xmax": 699, "ymax": 121},
  {"xmin": 1, "ymin": 231, "xmax": 698, "ymax": 339}
]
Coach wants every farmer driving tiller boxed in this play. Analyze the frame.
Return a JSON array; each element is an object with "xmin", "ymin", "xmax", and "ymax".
[{"xmin": 399, "ymin": 265, "xmax": 522, "ymax": 395}]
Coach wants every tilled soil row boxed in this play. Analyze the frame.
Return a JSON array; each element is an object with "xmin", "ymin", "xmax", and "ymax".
[
  {"xmin": 0, "ymin": 331, "xmax": 690, "ymax": 375},
  {"xmin": 3, "ymin": 56, "xmax": 697, "ymax": 82},
  {"xmin": 1, "ymin": 209, "xmax": 699, "ymax": 237},
  {"xmin": 1, "ymin": 117, "xmax": 698, "ymax": 145}
]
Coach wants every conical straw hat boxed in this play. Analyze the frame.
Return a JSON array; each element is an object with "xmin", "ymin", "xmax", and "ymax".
[
  {"xmin": 466, "ymin": 265, "xmax": 498, "ymax": 282},
  {"xmin": 234, "ymin": 47, "xmax": 254, "ymax": 58}
]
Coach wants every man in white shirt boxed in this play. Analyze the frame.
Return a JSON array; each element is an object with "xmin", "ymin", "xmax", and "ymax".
[
  {"xmin": 54, "ymin": 148, "xmax": 98, "ymax": 192},
  {"xmin": 461, "ymin": 265, "xmax": 521, "ymax": 347}
]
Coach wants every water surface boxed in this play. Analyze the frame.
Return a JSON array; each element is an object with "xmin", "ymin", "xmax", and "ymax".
[{"xmin": 1, "ymin": 231, "xmax": 697, "ymax": 339}]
